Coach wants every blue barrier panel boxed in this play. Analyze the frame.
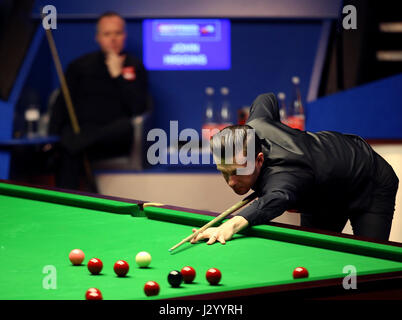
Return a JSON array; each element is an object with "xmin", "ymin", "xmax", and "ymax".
[{"xmin": 306, "ymin": 74, "xmax": 402, "ymax": 139}]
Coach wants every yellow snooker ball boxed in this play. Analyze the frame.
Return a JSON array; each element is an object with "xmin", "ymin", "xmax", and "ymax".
[{"xmin": 135, "ymin": 251, "xmax": 151, "ymax": 268}]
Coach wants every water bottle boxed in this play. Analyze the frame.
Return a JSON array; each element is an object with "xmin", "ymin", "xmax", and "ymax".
[
  {"xmin": 288, "ymin": 76, "xmax": 305, "ymax": 130},
  {"xmin": 25, "ymin": 104, "xmax": 40, "ymax": 138},
  {"xmin": 38, "ymin": 112, "xmax": 50, "ymax": 137},
  {"xmin": 277, "ymin": 92, "xmax": 288, "ymax": 125},
  {"xmin": 202, "ymin": 87, "xmax": 217, "ymax": 141},
  {"xmin": 219, "ymin": 87, "xmax": 233, "ymax": 130}
]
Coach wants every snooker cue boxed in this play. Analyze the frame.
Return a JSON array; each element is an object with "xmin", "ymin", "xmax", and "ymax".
[
  {"xmin": 169, "ymin": 192, "xmax": 258, "ymax": 252},
  {"xmin": 44, "ymin": 23, "xmax": 98, "ymax": 193}
]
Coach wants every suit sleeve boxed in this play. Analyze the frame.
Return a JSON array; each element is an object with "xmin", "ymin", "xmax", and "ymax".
[
  {"xmin": 236, "ymin": 170, "xmax": 314, "ymax": 226},
  {"xmin": 246, "ymin": 93, "xmax": 280, "ymax": 123}
]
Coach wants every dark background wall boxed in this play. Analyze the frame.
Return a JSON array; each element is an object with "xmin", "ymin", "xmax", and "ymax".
[
  {"xmin": 3, "ymin": 0, "xmax": 342, "ymax": 138},
  {"xmin": 39, "ymin": 19, "xmax": 321, "ymax": 134},
  {"xmin": 3, "ymin": 0, "xmax": 401, "ymax": 140}
]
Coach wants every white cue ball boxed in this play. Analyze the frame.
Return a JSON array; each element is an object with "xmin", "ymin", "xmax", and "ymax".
[{"xmin": 135, "ymin": 251, "xmax": 151, "ymax": 268}]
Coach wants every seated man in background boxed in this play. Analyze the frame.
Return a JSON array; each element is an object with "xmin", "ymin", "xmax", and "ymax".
[{"xmin": 49, "ymin": 11, "xmax": 148, "ymax": 191}]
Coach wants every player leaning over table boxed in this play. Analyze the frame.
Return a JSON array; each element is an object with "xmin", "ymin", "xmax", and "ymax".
[{"xmin": 191, "ymin": 93, "xmax": 399, "ymax": 244}]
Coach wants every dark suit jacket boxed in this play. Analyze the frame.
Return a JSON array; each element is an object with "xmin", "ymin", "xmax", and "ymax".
[
  {"xmin": 49, "ymin": 50, "xmax": 148, "ymax": 134},
  {"xmin": 236, "ymin": 93, "xmax": 398, "ymax": 226}
]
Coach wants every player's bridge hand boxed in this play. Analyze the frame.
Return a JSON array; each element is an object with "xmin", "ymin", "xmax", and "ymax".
[{"xmin": 190, "ymin": 226, "xmax": 234, "ymax": 245}]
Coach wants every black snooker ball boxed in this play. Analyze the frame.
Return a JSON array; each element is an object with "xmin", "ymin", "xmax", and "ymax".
[{"xmin": 167, "ymin": 270, "xmax": 183, "ymax": 288}]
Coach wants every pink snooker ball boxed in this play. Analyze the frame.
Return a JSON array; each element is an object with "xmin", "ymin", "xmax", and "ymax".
[{"xmin": 69, "ymin": 249, "xmax": 85, "ymax": 265}]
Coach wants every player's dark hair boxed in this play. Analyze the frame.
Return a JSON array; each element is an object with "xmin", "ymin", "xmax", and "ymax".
[
  {"xmin": 210, "ymin": 125, "xmax": 262, "ymax": 164},
  {"xmin": 96, "ymin": 11, "xmax": 125, "ymax": 30}
]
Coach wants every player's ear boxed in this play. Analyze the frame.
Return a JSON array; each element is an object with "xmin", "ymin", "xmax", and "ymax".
[
  {"xmin": 256, "ymin": 152, "xmax": 264, "ymax": 168},
  {"xmin": 255, "ymin": 152, "xmax": 264, "ymax": 170}
]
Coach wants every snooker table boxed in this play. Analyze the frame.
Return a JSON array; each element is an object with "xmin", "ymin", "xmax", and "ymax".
[{"xmin": 1, "ymin": 180, "xmax": 402, "ymax": 300}]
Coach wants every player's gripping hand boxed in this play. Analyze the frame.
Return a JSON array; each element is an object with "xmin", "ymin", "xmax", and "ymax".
[
  {"xmin": 190, "ymin": 216, "xmax": 249, "ymax": 245},
  {"xmin": 190, "ymin": 227, "xmax": 231, "ymax": 245}
]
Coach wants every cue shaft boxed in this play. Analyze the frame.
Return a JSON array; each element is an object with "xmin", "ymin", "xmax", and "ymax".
[
  {"xmin": 169, "ymin": 192, "xmax": 257, "ymax": 252},
  {"xmin": 44, "ymin": 26, "xmax": 80, "ymax": 135},
  {"xmin": 43, "ymin": 20, "xmax": 98, "ymax": 193}
]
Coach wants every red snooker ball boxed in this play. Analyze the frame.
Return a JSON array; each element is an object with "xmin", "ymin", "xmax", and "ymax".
[
  {"xmin": 293, "ymin": 267, "xmax": 309, "ymax": 279},
  {"xmin": 85, "ymin": 288, "xmax": 103, "ymax": 300},
  {"xmin": 114, "ymin": 260, "xmax": 129, "ymax": 277},
  {"xmin": 206, "ymin": 268, "xmax": 221, "ymax": 285},
  {"xmin": 144, "ymin": 281, "xmax": 160, "ymax": 296},
  {"xmin": 181, "ymin": 266, "xmax": 196, "ymax": 283},
  {"xmin": 87, "ymin": 258, "xmax": 103, "ymax": 275}
]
